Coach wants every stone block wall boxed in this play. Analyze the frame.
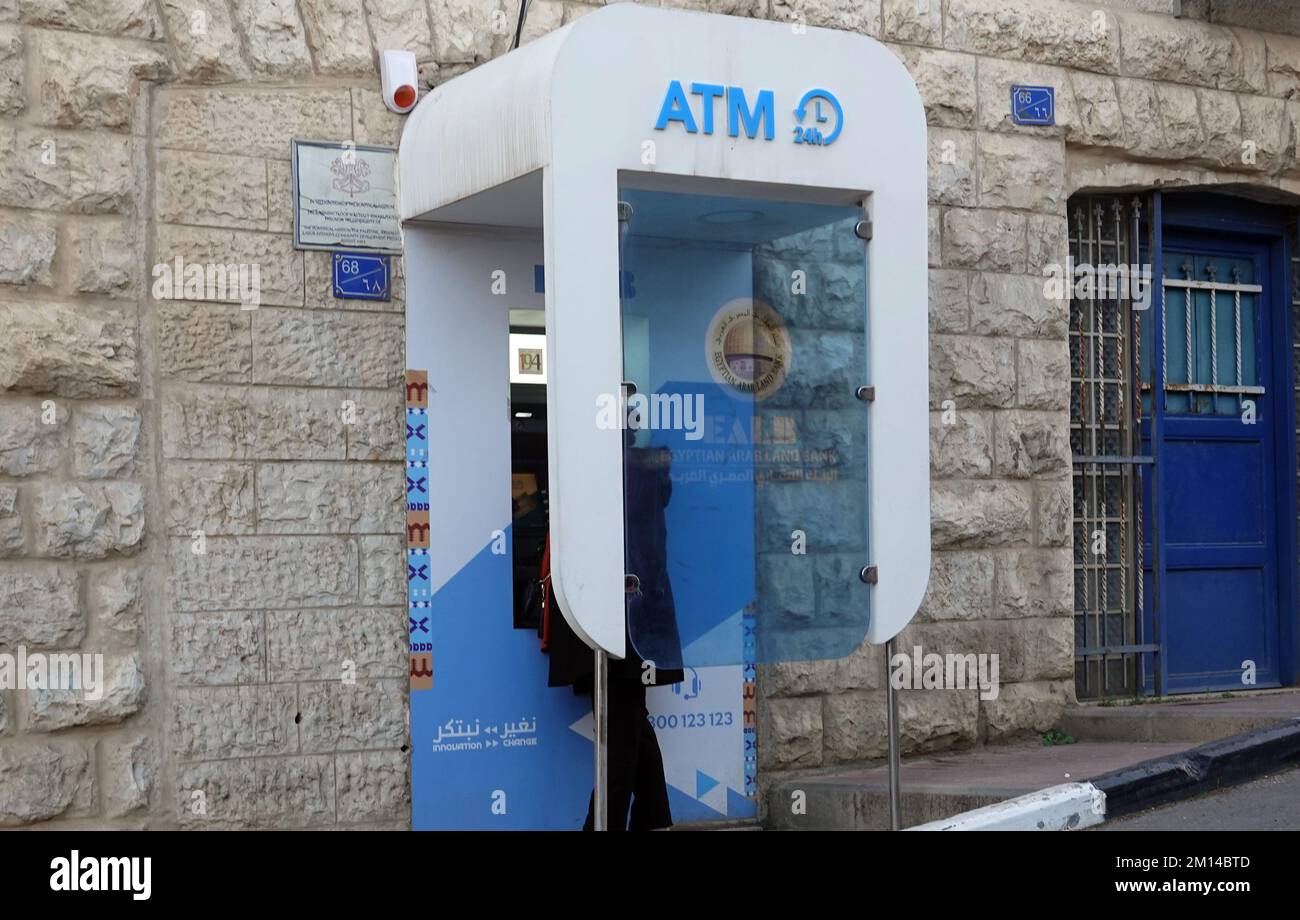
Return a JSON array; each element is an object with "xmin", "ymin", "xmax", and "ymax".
[
  {"xmin": 749, "ymin": 218, "xmax": 871, "ymax": 666},
  {"xmin": 744, "ymin": 0, "xmax": 1300, "ymax": 787},
  {"xmin": 1, "ymin": 0, "xmax": 1298, "ymax": 827}
]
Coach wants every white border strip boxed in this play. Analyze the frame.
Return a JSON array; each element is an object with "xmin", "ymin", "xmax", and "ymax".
[{"xmin": 906, "ymin": 782, "xmax": 1107, "ymax": 831}]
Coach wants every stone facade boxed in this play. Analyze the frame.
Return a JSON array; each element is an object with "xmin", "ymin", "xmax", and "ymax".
[{"xmin": 0, "ymin": 0, "xmax": 1298, "ymax": 827}]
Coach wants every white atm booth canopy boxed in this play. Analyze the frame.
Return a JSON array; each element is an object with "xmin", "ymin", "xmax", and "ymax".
[{"xmin": 398, "ymin": 2, "xmax": 930, "ymax": 660}]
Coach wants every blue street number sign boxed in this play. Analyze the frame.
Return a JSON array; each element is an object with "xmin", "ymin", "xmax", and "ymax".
[
  {"xmin": 1010, "ymin": 85, "xmax": 1055, "ymax": 126},
  {"xmin": 332, "ymin": 252, "xmax": 391, "ymax": 301}
]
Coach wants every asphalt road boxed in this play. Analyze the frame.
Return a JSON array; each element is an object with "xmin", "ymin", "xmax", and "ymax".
[{"xmin": 1100, "ymin": 765, "xmax": 1300, "ymax": 830}]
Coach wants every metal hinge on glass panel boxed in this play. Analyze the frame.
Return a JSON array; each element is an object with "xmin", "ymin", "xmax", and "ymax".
[
  {"xmin": 855, "ymin": 385, "xmax": 875, "ymax": 402},
  {"xmin": 858, "ymin": 565, "xmax": 878, "ymax": 585},
  {"xmin": 854, "ymin": 219, "xmax": 872, "ymax": 240},
  {"xmin": 617, "ymin": 201, "xmax": 633, "ymax": 222},
  {"xmin": 624, "ymin": 573, "xmax": 640, "ymax": 594},
  {"xmin": 619, "ymin": 381, "xmax": 637, "ymax": 428}
]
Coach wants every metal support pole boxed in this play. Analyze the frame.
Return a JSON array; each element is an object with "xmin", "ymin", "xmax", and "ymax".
[
  {"xmin": 885, "ymin": 638, "xmax": 902, "ymax": 830},
  {"xmin": 593, "ymin": 647, "xmax": 609, "ymax": 831}
]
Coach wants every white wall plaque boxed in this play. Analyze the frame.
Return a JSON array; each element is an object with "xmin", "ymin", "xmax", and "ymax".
[{"xmin": 292, "ymin": 140, "xmax": 402, "ymax": 253}]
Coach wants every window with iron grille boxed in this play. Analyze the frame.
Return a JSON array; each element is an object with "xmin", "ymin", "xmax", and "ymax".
[{"xmin": 1069, "ymin": 194, "xmax": 1152, "ymax": 700}]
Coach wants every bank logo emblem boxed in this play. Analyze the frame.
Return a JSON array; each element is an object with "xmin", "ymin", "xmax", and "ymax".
[
  {"xmin": 706, "ymin": 298, "xmax": 791, "ymax": 401},
  {"xmin": 330, "ymin": 155, "xmax": 371, "ymax": 197}
]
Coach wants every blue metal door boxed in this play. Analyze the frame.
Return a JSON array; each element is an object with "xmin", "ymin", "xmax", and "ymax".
[{"xmin": 1142, "ymin": 223, "xmax": 1284, "ymax": 692}]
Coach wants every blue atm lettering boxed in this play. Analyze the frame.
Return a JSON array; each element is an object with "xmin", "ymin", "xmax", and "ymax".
[{"xmin": 655, "ymin": 80, "xmax": 775, "ymax": 141}]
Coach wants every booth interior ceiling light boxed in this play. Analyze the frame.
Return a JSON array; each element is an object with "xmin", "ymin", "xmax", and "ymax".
[{"xmin": 695, "ymin": 209, "xmax": 765, "ymax": 224}]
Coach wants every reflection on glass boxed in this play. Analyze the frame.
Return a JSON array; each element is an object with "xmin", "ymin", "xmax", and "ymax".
[{"xmin": 617, "ymin": 186, "xmax": 869, "ymax": 667}]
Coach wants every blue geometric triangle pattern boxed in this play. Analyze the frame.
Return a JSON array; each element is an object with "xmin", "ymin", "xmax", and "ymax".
[{"xmin": 696, "ymin": 769, "xmax": 720, "ymax": 799}]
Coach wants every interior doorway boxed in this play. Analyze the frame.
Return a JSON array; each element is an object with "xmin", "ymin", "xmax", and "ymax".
[{"xmin": 508, "ymin": 313, "xmax": 549, "ymax": 631}]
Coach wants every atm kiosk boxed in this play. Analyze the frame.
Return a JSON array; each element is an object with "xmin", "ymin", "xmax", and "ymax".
[{"xmin": 397, "ymin": 2, "xmax": 930, "ymax": 830}]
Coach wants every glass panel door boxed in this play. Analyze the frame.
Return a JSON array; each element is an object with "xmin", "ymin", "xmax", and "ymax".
[{"xmin": 616, "ymin": 185, "xmax": 869, "ymax": 668}]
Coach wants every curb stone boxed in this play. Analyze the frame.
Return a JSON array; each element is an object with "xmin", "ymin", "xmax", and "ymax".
[
  {"xmin": 909, "ymin": 718, "xmax": 1300, "ymax": 830},
  {"xmin": 1091, "ymin": 718, "xmax": 1300, "ymax": 819}
]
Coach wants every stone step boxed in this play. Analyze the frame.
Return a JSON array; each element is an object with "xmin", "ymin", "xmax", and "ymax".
[
  {"xmin": 1059, "ymin": 690, "xmax": 1300, "ymax": 744},
  {"xmin": 674, "ymin": 818, "xmax": 763, "ymax": 831}
]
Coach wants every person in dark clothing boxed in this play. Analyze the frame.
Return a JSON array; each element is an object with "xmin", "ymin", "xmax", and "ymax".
[
  {"xmin": 621, "ymin": 445, "xmax": 685, "ymax": 679},
  {"xmin": 542, "ymin": 443, "xmax": 683, "ymax": 831},
  {"xmin": 579, "ymin": 678, "xmax": 672, "ymax": 832}
]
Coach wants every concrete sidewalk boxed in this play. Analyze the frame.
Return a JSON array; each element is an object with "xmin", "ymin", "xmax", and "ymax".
[{"xmin": 767, "ymin": 689, "xmax": 1300, "ymax": 830}]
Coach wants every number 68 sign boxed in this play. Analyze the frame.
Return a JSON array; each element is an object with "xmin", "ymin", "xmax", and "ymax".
[{"xmin": 331, "ymin": 251, "xmax": 392, "ymax": 302}]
